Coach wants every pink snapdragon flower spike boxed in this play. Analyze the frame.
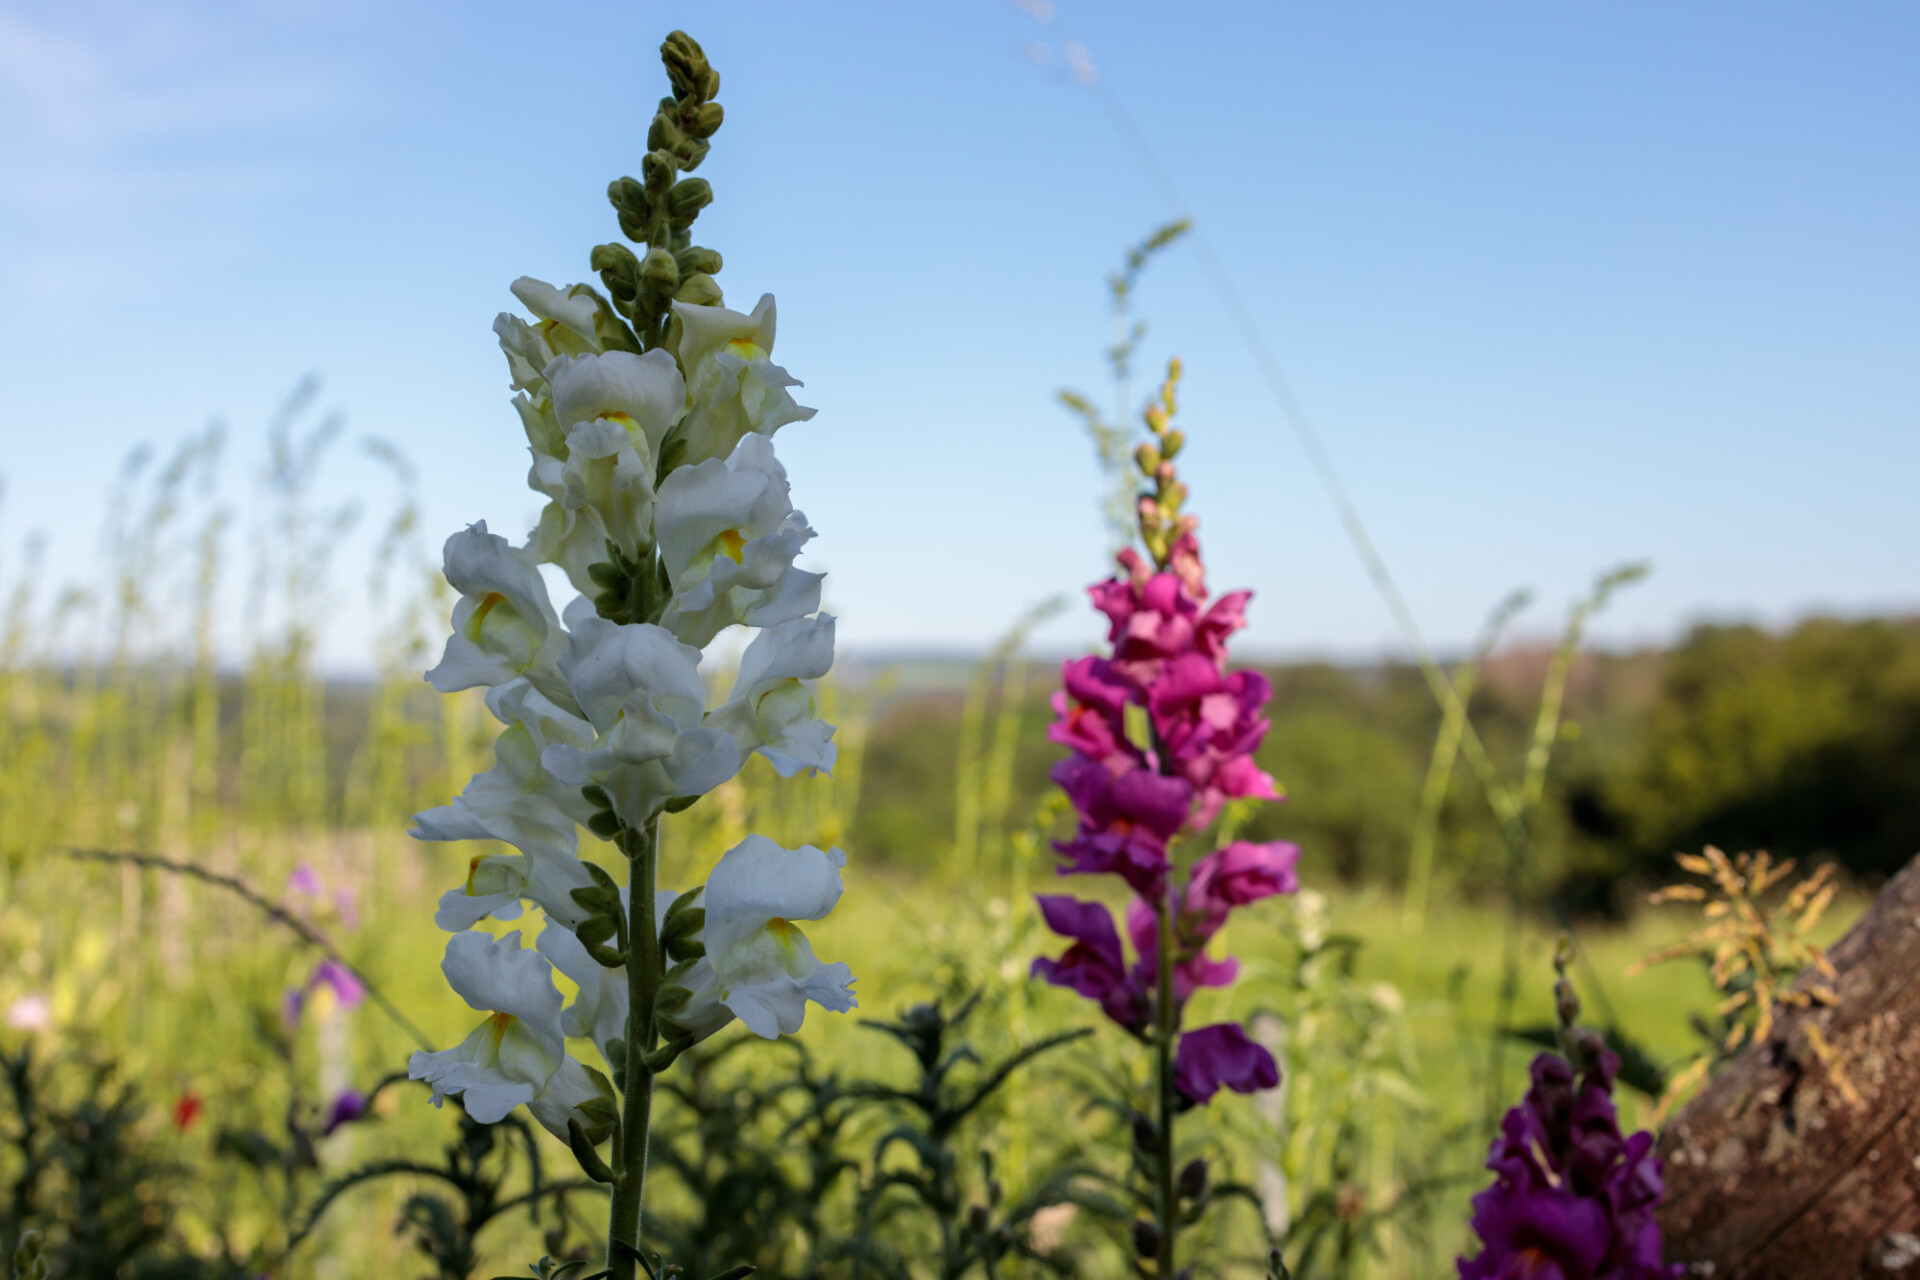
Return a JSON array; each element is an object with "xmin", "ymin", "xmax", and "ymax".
[{"xmin": 1031, "ymin": 358, "xmax": 1298, "ymax": 1189}]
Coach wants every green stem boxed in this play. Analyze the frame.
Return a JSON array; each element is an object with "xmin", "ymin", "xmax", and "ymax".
[
  {"xmin": 608, "ymin": 817, "xmax": 662, "ymax": 1280},
  {"xmin": 1153, "ymin": 894, "xmax": 1177, "ymax": 1279}
]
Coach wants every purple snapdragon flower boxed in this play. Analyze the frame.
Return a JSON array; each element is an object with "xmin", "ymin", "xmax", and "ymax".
[
  {"xmin": 1459, "ymin": 1049, "xmax": 1682, "ymax": 1280},
  {"xmin": 322, "ymin": 1088, "xmax": 369, "ymax": 1136}
]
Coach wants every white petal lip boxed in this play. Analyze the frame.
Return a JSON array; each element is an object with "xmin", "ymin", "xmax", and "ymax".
[
  {"xmin": 548, "ymin": 348, "xmax": 684, "ymax": 444},
  {"xmin": 439, "ymin": 930, "xmax": 566, "ymax": 1045},
  {"xmin": 559, "ymin": 615, "xmax": 707, "ymax": 736},
  {"xmin": 511, "ymin": 277, "xmax": 602, "ymax": 347},
  {"xmin": 702, "ymin": 836, "xmax": 849, "ymax": 962}
]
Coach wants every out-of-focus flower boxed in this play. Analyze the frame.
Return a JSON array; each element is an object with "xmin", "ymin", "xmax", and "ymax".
[
  {"xmin": 4, "ymin": 993, "xmax": 51, "ymax": 1033},
  {"xmin": 321, "ymin": 1089, "xmax": 368, "ymax": 1136},
  {"xmin": 700, "ymin": 835, "xmax": 856, "ymax": 1039},
  {"xmin": 1458, "ymin": 1050, "xmax": 1682, "ymax": 1280},
  {"xmin": 1030, "ymin": 895, "xmax": 1149, "ymax": 1033},
  {"xmin": 1172, "ymin": 1023, "xmax": 1279, "ymax": 1104},
  {"xmin": 407, "ymin": 931, "xmax": 607, "ymax": 1140},
  {"xmin": 287, "ymin": 865, "xmax": 323, "ymax": 897},
  {"xmin": 172, "ymin": 1093, "xmax": 203, "ymax": 1132}
]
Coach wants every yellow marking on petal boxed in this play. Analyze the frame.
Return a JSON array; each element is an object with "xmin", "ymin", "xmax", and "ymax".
[
  {"xmin": 726, "ymin": 337, "xmax": 764, "ymax": 361},
  {"xmin": 465, "ymin": 855, "xmax": 485, "ymax": 895},
  {"xmin": 766, "ymin": 917, "xmax": 796, "ymax": 950},
  {"xmin": 468, "ymin": 592, "xmax": 507, "ymax": 638},
  {"xmin": 718, "ymin": 529, "xmax": 747, "ymax": 564},
  {"xmin": 486, "ymin": 1011, "xmax": 516, "ymax": 1050}
]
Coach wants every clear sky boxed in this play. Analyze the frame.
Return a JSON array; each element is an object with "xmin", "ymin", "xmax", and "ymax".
[{"xmin": 3, "ymin": 1, "xmax": 1916, "ymax": 670}]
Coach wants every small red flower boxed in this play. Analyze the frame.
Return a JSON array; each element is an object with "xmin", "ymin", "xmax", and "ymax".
[{"xmin": 172, "ymin": 1093, "xmax": 203, "ymax": 1132}]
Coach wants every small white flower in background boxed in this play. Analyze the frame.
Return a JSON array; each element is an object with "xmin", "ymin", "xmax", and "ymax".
[
  {"xmin": 669, "ymin": 294, "xmax": 815, "ymax": 467},
  {"xmin": 426, "ymin": 523, "xmax": 572, "ymax": 707},
  {"xmin": 542, "ymin": 601, "xmax": 742, "ymax": 826},
  {"xmin": 655, "ymin": 434, "xmax": 822, "ymax": 647},
  {"xmin": 408, "ymin": 930, "xmax": 607, "ymax": 1139},
  {"xmin": 708, "ymin": 613, "xmax": 838, "ymax": 777},
  {"xmin": 701, "ymin": 835, "xmax": 856, "ymax": 1039}
]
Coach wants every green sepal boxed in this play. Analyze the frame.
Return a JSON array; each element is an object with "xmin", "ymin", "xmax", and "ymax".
[
  {"xmin": 605, "ymin": 1037, "xmax": 628, "ymax": 1079},
  {"xmin": 566, "ymin": 1119, "xmax": 616, "ymax": 1183},
  {"xmin": 587, "ymin": 809, "xmax": 624, "ymax": 840},
  {"xmin": 662, "ymin": 793, "xmax": 700, "ymax": 814},
  {"xmin": 594, "ymin": 306, "xmax": 643, "ymax": 354},
  {"xmin": 666, "ymin": 935, "xmax": 706, "ymax": 963}
]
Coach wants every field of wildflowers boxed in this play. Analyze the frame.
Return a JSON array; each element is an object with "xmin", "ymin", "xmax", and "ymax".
[{"xmin": 2, "ymin": 24, "xmax": 1913, "ymax": 1280}]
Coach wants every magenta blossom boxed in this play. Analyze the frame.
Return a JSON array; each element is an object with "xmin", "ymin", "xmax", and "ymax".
[
  {"xmin": 1050, "ymin": 756, "xmax": 1191, "ymax": 898},
  {"xmin": 1459, "ymin": 1050, "xmax": 1681, "ymax": 1280},
  {"xmin": 287, "ymin": 864, "xmax": 324, "ymax": 897},
  {"xmin": 1031, "ymin": 896, "xmax": 1151, "ymax": 1033},
  {"xmin": 1185, "ymin": 841, "xmax": 1300, "ymax": 933},
  {"xmin": 1173, "ymin": 1023, "xmax": 1279, "ymax": 1104},
  {"xmin": 1125, "ymin": 898, "xmax": 1239, "ymax": 1002}
]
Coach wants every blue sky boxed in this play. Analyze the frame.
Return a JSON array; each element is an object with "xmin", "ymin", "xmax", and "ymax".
[{"xmin": 2, "ymin": 1, "xmax": 1915, "ymax": 670}]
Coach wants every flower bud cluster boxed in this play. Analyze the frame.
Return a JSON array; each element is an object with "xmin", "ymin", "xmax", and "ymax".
[
  {"xmin": 407, "ymin": 56, "xmax": 854, "ymax": 1138},
  {"xmin": 1032, "ymin": 370, "xmax": 1294, "ymax": 1105}
]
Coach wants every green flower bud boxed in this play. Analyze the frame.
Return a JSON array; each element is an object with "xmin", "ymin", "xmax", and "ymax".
[
  {"xmin": 675, "ymin": 137, "xmax": 712, "ymax": 172},
  {"xmin": 642, "ymin": 150, "xmax": 675, "ymax": 196},
  {"xmin": 1162, "ymin": 428, "xmax": 1186, "ymax": 458},
  {"xmin": 640, "ymin": 247, "xmax": 680, "ymax": 292},
  {"xmin": 609, "ymin": 175, "xmax": 649, "ymax": 219},
  {"xmin": 1134, "ymin": 442, "xmax": 1161, "ymax": 475},
  {"xmin": 674, "ymin": 273, "xmax": 723, "ymax": 307},
  {"xmin": 1131, "ymin": 1219, "xmax": 1161, "ymax": 1259},
  {"xmin": 686, "ymin": 101, "xmax": 725, "ymax": 139},
  {"xmin": 648, "ymin": 114, "xmax": 686, "ymax": 153},
  {"xmin": 661, "ymin": 30, "xmax": 711, "ymax": 99},
  {"xmin": 667, "ymin": 178, "xmax": 712, "ymax": 220},
  {"xmin": 676, "ymin": 246, "xmax": 722, "ymax": 277}
]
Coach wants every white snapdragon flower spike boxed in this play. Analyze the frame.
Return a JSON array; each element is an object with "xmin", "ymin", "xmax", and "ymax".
[
  {"xmin": 654, "ymin": 434, "xmax": 823, "ymax": 647},
  {"xmin": 708, "ymin": 614, "xmax": 838, "ymax": 777},
  {"xmin": 408, "ymin": 930, "xmax": 605, "ymax": 1140},
  {"xmin": 425, "ymin": 523, "xmax": 572, "ymax": 707},
  {"xmin": 702, "ymin": 835, "xmax": 856, "ymax": 1038},
  {"xmin": 670, "ymin": 294, "xmax": 815, "ymax": 467},
  {"xmin": 542, "ymin": 599, "xmax": 742, "ymax": 826},
  {"xmin": 510, "ymin": 277, "xmax": 605, "ymax": 361}
]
